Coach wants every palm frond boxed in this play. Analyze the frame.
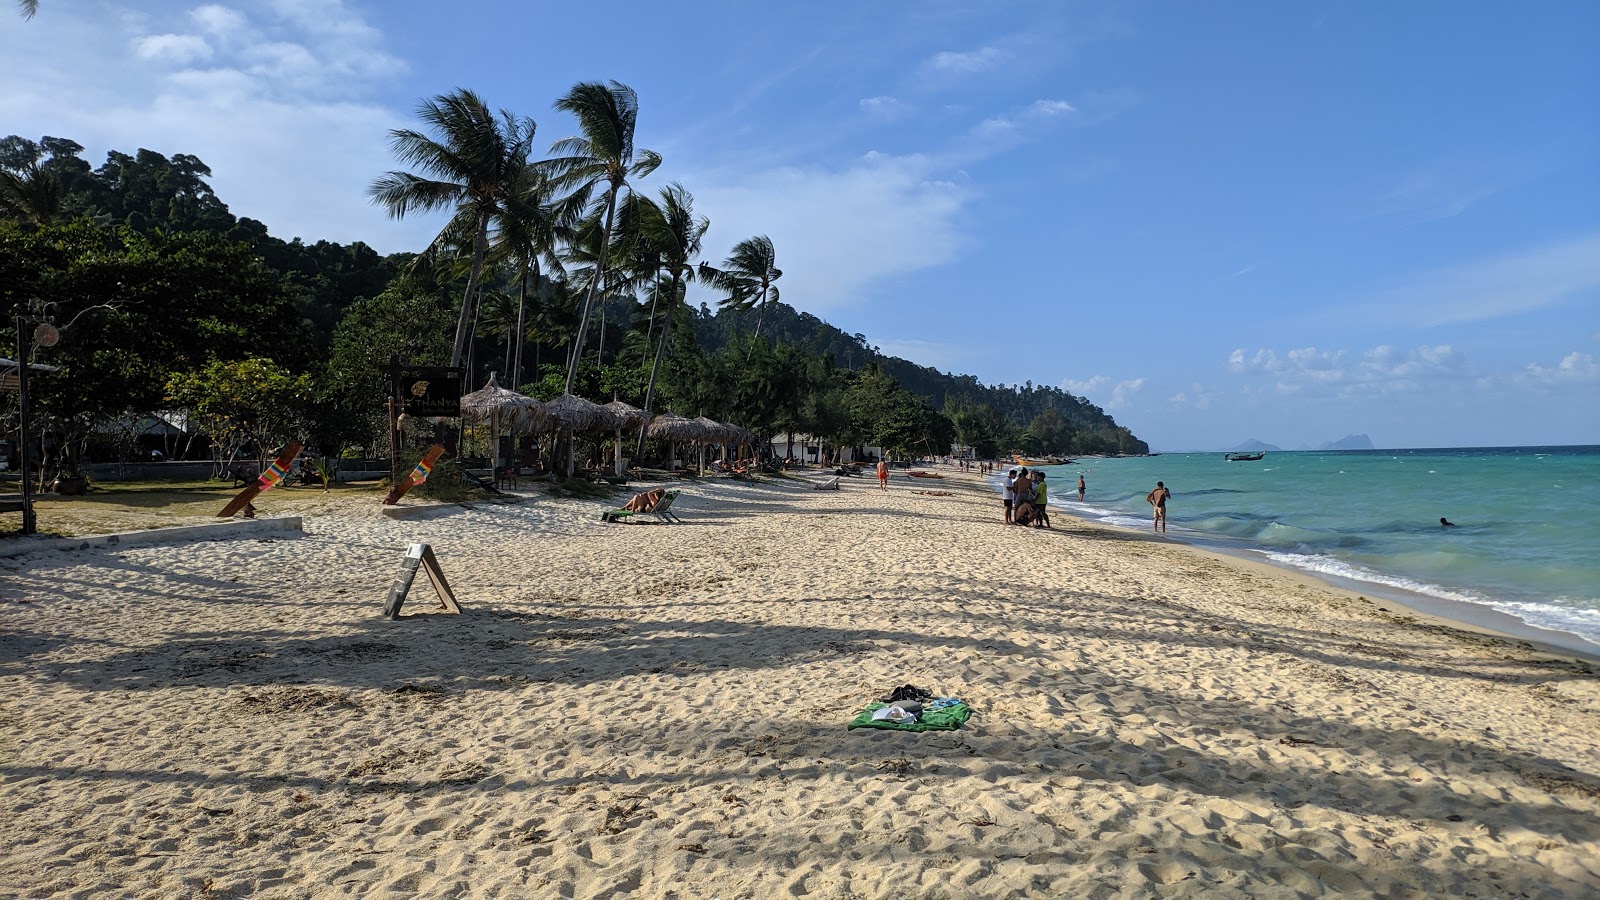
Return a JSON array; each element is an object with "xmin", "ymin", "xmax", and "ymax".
[{"xmin": 367, "ymin": 171, "xmax": 463, "ymax": 217}]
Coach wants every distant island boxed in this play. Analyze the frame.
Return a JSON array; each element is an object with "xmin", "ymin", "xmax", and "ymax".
[{"xmin": 1225, "ymin": 434, "xmax": 1377, "ymax": 452}]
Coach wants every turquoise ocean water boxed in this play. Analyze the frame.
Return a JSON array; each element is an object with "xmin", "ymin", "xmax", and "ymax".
[{"xmin": 1014, "ymin": 446, "xmax": 1600, "ymax": 652}]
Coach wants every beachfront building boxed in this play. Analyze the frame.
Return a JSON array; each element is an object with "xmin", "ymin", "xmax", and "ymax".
[{"xmin": 767, "ymin": 433, "xmax": 880, "ymax": 465}]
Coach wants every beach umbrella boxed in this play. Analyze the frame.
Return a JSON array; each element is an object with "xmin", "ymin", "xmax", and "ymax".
[
  {"xmin": 543, "ymin": 393, "xmax": 620, "ymax": 432},
  {"xmin": 647, "ymin": 414, "xmax": 703, "ymax": 441},
  {"xmin": 691, "ymin": 416, "xmax": 734, "ymax": 442},
  {"xmin": 460, "ymin": 373, "xmax": 546, "ymax": 430},
  {"xmin": 691, "ymin": 416, "xmax": 737, "ymax": 469},
  {"xmin": 543, "ymin": 394, "xmax": 622, "ymax": 477},
  {"xmin": 647, "ymin": 414, "xmax": 704, "ymax": 469},
  {"xmin": 603, "ymin": 400, "xmax": 648, "ymax": 474},
  {"xmin": 460, "ymin": 373, "xmax": 546, "ymax": 468}
]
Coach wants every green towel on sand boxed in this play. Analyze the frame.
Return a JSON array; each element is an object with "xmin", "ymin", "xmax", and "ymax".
[{"xmin": 847, "ymin": 701, "xmax": 972, "ymax": 732}]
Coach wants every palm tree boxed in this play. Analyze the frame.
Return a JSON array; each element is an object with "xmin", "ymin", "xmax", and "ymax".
[
  {"xmin": 558, "ymin": 202, "xmax": 648, "ymax": 374},
  {"xmin": 17, "ymin": 1, "xmax": 39, "ymax": 19},
  {"xmin": 636, "ymin": 183, "xmax": 708, "ymax": 458},
  {"xmin": 703, "ymin": 235, "xmax": 782, "ymax": 337},
  {"xmin": 0, "ymin": 162, "xmax": 66, "ymax": 224},
  {"xmin": 544, "ymin": 80, "xmax": 661, "ymax": 396},
  {"xmin": 490, "ymin": 161, "xmax": 566, "ymax": 389},
  {"xmin": 369, "ymin": 89, "xmax": 536, "ymax": 368}
]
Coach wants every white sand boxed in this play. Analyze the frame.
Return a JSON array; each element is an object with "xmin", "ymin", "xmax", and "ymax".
[{"xmin": 2, "ymin": 470, "xmax": 1597, "ymax": 898}]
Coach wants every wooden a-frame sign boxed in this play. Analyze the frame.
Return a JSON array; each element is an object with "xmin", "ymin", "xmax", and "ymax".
[{"xmin": 385, "ymin": 543, "xmax": 462, "ymax": 619}]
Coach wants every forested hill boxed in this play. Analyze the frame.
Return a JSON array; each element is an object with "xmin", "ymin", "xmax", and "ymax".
[
  {"xmin": 4, "ymin": 131, "xmax": 1147, "ymax": 458},
  {"xmin": 689, "ymin": 300, "xmax": 1148, "ymax": 454}
]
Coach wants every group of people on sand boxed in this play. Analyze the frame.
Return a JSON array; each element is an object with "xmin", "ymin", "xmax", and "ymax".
[{"xmin": 1002, "ymin": 467, "xmax": 1052, "ymax": 527}]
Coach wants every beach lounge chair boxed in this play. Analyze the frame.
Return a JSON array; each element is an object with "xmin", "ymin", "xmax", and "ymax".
[{"xmin": 601, "ymin": 489, "xmax": 683, "ymax": 524}]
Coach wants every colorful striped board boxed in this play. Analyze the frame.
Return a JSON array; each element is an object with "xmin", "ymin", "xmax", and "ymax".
[
  {"xmin": 383, "ymin": 443, "xmax": 446, "ymax": 505},
  {"xmin": 217, "ymin": 441, "xmax": 302, "ymax": 518}
]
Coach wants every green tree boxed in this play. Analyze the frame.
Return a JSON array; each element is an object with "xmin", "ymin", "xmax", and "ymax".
[
  {"xmin": 369, "ymin": 89, "xmax": 536, "ymax": 368},
  {"xmin": 166, "ymin": 358, "xmax": 309, "ymax": 476},
  {"xmin": 490, "ymin": 161, "xmax": 566, "ymax": 388},
  {"xmin": 545, "ymin": 80, "xmax": 661, "ymax": 395},
  {"xmin": 325, "ymin": 284, "xmax": 454, "ymax": 451},
  {"xmin": 702, "ymin": 235, "xmax": 782, "ymax": 337},
  {"xmin": 635, "ymin": 183, "xmax": 707, "ymax": 456}
]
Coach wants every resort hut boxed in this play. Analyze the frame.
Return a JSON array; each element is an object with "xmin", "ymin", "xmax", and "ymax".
[
  {"xmin": 647, "ymin": 414, "xmax": 704, "ymax": 470},
  {"xmin": 602, "ymin": 399, "xmax": 648, "ymax": 476},
  {"xmin": 692, "ymin": 416, "xmax": 736, "ymax": 469},
  {"xmin": 459, "ymin": 374, "xmax": 546, "ymax": 470},
  {"xmin": 543, "ymin": 393, "xmax": 622, "ymax": 477}
]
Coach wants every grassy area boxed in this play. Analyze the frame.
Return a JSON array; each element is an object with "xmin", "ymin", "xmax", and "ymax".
[{"xmin": 0, "ymin": 478, "xmax": 389, "ymax": 539}]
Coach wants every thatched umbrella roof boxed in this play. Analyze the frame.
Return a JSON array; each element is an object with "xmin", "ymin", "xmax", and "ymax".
[
  {"xmin": 692, "ymin": 416, "xmax": 737, "ymax": 443},
  {"xmin": 602, "ymin": 399, "xmax": 649, "ymax": 428},
  {"xmin": 648, "ymin": 414, "xmax": 705, "ymax": 441},
  {"xmin": 543, "ymin": 393, "xmax": 621, "ymax": 433},
  {"xmin": 460, "ymin": 373, "xmax": 546, "ymax": 430}
]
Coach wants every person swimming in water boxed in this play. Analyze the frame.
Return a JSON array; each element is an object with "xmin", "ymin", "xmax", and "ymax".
[{"xmin": 1440, "ymin": 517, "xmax": 1456, "ymax": 527}]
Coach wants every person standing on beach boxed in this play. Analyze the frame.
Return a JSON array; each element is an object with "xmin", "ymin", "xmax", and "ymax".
[
  {"xmin": 877, "ymin": 457, "xmax": 889, "ymax": 491},
  {"xmin": 1146, "ymin": 481, "xmax": 1171, "ymax": 533},
  {"xmin": 1002, "ymin": 468, "xmax": 1017, "ymax": 523},
  {"xmin": 1077, "ymin": 474, "xmax": 1086, "ymax": 502},
  {"xmin": 1032, "ymin": 472, "xmax": 1050, "ymax": 528}
]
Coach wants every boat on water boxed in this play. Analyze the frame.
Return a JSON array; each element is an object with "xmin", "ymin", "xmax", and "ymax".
[
  {"xmin": 1224, "ymin": 451, "xmax": 1266, "ymax": 462},
  {"xmin": 1013, "ymin": 454, "xmax": 1073, "ymax": 467}
]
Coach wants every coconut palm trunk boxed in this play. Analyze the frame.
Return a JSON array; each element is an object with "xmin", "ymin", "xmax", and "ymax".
[{"xmin": 564, "ymin": 189, "xmax": 617, "ymax": 394}]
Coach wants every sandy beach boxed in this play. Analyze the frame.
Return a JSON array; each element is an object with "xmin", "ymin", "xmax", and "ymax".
[{"xmin": 2, "ymin": 468, "xmax": 1597, "ymax": 898}]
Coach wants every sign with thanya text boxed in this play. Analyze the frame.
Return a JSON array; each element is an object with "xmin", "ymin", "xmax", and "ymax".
[{"xmin": 391, "ymin": 365, "xmax": 464, "ymax": 418}]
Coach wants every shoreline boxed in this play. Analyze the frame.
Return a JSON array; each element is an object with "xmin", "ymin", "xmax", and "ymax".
[
  {"xmin": 1015, "ymin": 471, "xmax": 1600, "ymax": 662},
  {"xmin": 2, "ymin": 467, "xmax": 1597, "ymax": 896}
]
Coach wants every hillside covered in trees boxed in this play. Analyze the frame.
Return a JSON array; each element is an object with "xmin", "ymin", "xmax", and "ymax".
[{"xmin": 2, "ymin": 96, "xmax": 1145, "ymax": 482}]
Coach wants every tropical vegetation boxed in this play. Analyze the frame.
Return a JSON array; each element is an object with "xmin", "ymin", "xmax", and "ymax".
[{"xmin": 0, "ymin": 80, "xmax": 1146, "ymax": 488}]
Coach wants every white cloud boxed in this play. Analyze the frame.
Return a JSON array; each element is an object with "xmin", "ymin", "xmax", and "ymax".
[
  {"xmin": 132, "ymin": 33, "xmax": 213, "ymax": 65},
  {"xmin": 1060, "ymin": 375, "xmax": 1144, "ymax": 410},
  {"xmin": 926, "ymin": 46, "xmax": 1008, "ymax": 74},
  {"xmin": 1026, "ymin": 99, "xmax": 1075, "ymax": 117},
  {"xmin": 964, "ymin": 98, "xmax": 1075, "ymax": 152},
  {"xmin": 1361, "ymin": 232, "xmax": 1600, "ymax": 327},
  {"xmin": 190, "ymin": 5, "xmax": 248, "ymax": 38},
  {"xmin": 1358, "ymin": 344, "xmax": 1464, "ymax": 378},
  {"xmin": 1518, "ymin": 352, "xmax": 1600, "ymax": 386},
  {"xmin": 1109, "ymin": 378, "xmax": 1145, "ymax": 409},
  {"xmin": 0, "ymin": 2, "xmax": 424, "ymax": 251},
  {"xmin": 859, "ymin": 95, "xmax": 910, "ymax": 121},
  {"xmin": 685, "ymin": 151, "xmax": 969, "ymax": 314},
  {"xmin": 1227, "ymin": 344, "xmax": 1474, "ymax": 397},
  {"xmin": 1169, "ymin": 382, "xmax": 1220, "ymax": 410}
]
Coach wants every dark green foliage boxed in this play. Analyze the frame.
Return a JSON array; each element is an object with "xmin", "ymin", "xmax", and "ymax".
[
  {"xmin": 1, "ymin": 125, "xmax": 1147, "ymax": 473},
  {"xmin": 689, "ymin": 298, "xmax": 1148, "ymax": 455}
]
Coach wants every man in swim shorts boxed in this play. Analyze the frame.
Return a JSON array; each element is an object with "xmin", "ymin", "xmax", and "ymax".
[
  {"xmin": 876, "ymin": 458, "xmax": 889, "ymax": 491},
  {"xmin": 1146, "ymin": 480, "xmax": 1171, "ymax": 533},
  {"xmin": 1077, "ymin": 475, "xmax": 1086, "ymax": 501}
]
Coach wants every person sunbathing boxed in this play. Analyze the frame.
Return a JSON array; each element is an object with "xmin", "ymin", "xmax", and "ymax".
[{"xmin": 622, "ymin": 488, "xmax": 665, "ymax": 513}]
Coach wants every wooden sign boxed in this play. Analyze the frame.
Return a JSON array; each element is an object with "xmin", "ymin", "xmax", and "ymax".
[
  {"xmin": 384, "ymin": 543, "xmax": 461, "ymax": 619},
  {"xmin": 390, "ymin": 365, "xmax": 464, "ymax": 418}
]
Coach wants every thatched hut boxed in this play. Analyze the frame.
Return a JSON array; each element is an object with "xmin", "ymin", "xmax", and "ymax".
[
  {"xmin": 602, "ymin": 400, "xmax": 649, "ymax": 474},
  {"xmin": 543, "ymin": 394, "xmax": 622, "ymax": 476},
  {"xmin": 459, "ymin": 374, "xmax": 545, "ymax": 468}
]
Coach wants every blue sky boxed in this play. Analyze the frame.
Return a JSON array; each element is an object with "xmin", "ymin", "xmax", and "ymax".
[{"xmin": 4, "ymin": 1, "xmax": 1597, "ymax": 450}]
